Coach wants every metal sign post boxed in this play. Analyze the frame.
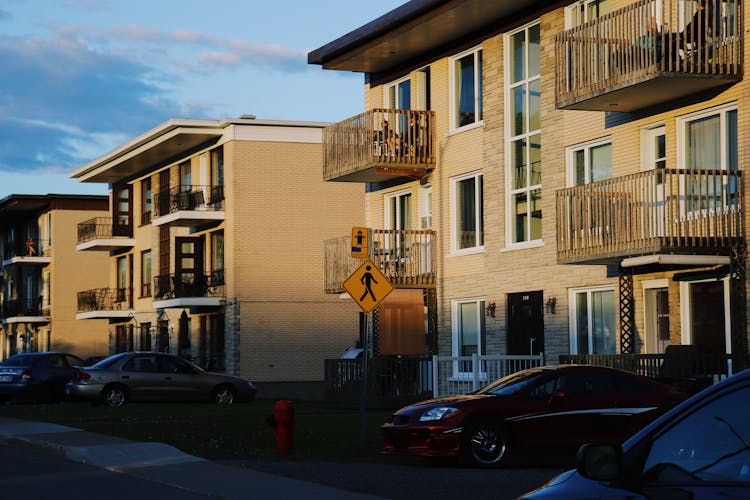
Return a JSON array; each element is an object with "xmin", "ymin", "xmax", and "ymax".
[{"xmin": 359, "ymin": 312, "xmax": 369, "ymax": 445}]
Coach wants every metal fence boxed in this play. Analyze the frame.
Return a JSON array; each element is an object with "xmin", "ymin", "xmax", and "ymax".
[{"xmin": 431, "ymin": 354, "xmax": 546, "ymax": 398}]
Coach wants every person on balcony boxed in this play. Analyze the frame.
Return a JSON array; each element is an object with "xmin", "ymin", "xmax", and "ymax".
[
  {"xmin": 25, "ymin": 237, "xmax": 37, "ymax": 256},
  {"xmin": 683, "ymin": 0, "xmax": 722, "ymax": 58}
]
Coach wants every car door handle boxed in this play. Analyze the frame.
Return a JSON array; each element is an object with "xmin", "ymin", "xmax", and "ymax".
[{"xmin": 122, "ymin": 376, "xmax": 129, "ymax": 380}]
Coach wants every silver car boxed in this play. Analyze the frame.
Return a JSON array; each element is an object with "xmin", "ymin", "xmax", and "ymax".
[{"xmin": 66, "ymin": 352, "xmax": 257, "ymax": 407}]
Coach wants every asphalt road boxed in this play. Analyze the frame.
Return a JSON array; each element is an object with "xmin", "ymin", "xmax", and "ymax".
[{"xmin": 230, "ymin": 459, "xmax": 567, "ymax": 500}]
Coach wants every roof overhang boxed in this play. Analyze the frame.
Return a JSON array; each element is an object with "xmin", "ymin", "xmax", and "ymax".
[
  {"xmin": 621, "ymin": 254, "xmax": 732, "ymax": 268},
  {"xmin": 308, "ymin": 0, "xmax": 566, "ymax": 81},
  {"xmin": 70, "ymin": 119, "xmax": 226, "ymax": 184}
]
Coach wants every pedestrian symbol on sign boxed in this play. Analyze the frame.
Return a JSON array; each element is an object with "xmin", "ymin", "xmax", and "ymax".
[{"xmin": 342, "ymin": 259, "xmax": 394, "ymax": 313}]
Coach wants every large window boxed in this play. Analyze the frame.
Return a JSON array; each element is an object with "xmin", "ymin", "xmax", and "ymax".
[
  {"xmin": 450, "ymin": 47, "xmax": 482, "ymax": 129},
  {"xmin": 179, "ymin": 161, "xmax": 192, "ymax": 190},
  {"xmin": 452, "ymin": 172, "xmax": 483, "ymax": 252},
  {"xmin": 507, "ymin": 22, "xmax": 542, "ymax": 245},
  {"xmin": 452, "ymin": 298, "xmax": 485, "ymax": 357},
  {"xmin": 385, "ymin": 190, "xmax": 412, "ymax": 230},
  {"xmin": 211, "ymin": 230, "xmax": 224, "ymax": 285},
  {"xmin": 141, "ymin": 178, "xmax": 152, "ymax": 225},
  {"xmin": 384, "ymin": 76, "xmax": 411, "ymax": 110},
  {"xmin": 565, "ymin": 0, "xmax": 611, "ymax": 28},
  {"xmin": 679, "ymin": 103, "xmax": 738, "ymax": 211},
  {"xmin": 568, "ymin": 138, "xmax": 612, "ymax": 186},
  {"xmin": 570, "ymin": 286, "xmax": 616, "ymax": 354},
  {"xmin": 141, "ymin": 250, "xmax": 151, "ymax": 298},
  {"xmin": 116, "ymin": 256, "xmax": 128, "ymax": 304},
  {"xmin": 210, "ymin": 147, "xmax": 224, "ymax": 204}
]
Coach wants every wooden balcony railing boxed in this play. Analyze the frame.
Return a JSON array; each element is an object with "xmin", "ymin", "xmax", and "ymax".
[
  {"xmin": 77, "ymin": 288, "xmax": 133, "ymax": 312},
  {"xmin": 557, "ymin": 168, "xmax": 743, "ymax": 264},
  {"xmin": 324, "ymin": 229, "xmax": 437, "ymax": 293},
  {"xmin": 323, "ymin": 109, "xmax": 436, "ymax": 182},
  {"xmin": 555, "ymin": 0, "xmax": 742, "ymax": 111}
]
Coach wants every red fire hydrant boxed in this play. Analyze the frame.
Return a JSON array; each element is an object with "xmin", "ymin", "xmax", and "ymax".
[{"xmin": 272, "ymin": 399, "xmax": 294, "ymax": 455}]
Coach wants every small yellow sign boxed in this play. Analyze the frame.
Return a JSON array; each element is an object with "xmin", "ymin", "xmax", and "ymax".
[
  {"xmin": 351, "ymin": 227, "xmax": 369, "ymax": 258},
  {"xmin": 342, "ymin": 259, "xmax": 394, "ymax": 314}
]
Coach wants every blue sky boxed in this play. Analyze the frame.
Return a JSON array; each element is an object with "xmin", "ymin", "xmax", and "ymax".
[{"xmin": 0, "ymin": 0, "xmax": 404, "ymax": 198}]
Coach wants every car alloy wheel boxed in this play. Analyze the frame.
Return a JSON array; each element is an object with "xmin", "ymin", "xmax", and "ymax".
[
  {"xmin": 214, "ymin": 386, "xmax": 235, "ymax": 405},
  {"xmin": 103, "ymin": 386, "xmax": 128, "ymax": 408},
  {"xmin": 463, "ymin": 420, "xmax": 508, "ymax": 467}
]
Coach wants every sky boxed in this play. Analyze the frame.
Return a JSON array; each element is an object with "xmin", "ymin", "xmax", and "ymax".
[{"xmin": 0, "ymin": 0, "xmax": 405, "ymax": 198}]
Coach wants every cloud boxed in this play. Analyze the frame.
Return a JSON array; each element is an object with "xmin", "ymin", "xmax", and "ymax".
[{"xmin": 0, "ymin": 33, "xmax": 189, "ymax": 173}]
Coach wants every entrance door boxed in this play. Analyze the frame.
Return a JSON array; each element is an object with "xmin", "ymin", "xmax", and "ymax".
[
  {"xmin": 507, "ymin": 291, "xmax": 544, "ymax": 355},
  {"xmin": 112, "ymin": 184, "xmax": 133, "ymax": 237},
  {"xmin": 690, "ymin": 281, "xmax": 727, "ymax": 353}
]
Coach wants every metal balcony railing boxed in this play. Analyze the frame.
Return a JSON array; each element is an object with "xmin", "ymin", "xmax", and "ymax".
[
  {"xmin": 153, "ymin": 271, "xmax": 225, "ymax": 301},
  {"xmin": 556, "ymin": 168, "xmax": 743, "ymax": 263},
  {"xmin": 1, "ymin": 298, "xmax": 46, "ymax": 318},
  {"xmin": 324, "ymin": 229, "xmax": 437, "ymax": 293},
  {"xmin": 555, "ymin": 0, "xmax": 742, "ymax": 110},
  {"xmin": 2, "ymin": 236, "xmax": 51, "ymax": 259},
  {"xmin": 77, "ymin": 288, "xmax": 133, "ymax": 312},
  {"xmin": 77, "ymin": 217, "xmax": 133, "ymax": 243},
  {"xmin": 323, "ymin": 109, "xmax": 436, "ymax": 182},
  {"xmin": 153, "ymin": 185, "xmax": 224, "ymax": 218}
]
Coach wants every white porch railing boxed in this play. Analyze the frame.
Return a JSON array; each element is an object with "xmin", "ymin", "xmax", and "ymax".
[{"xmin": 431, "ymin": 353, "xmax": 545, "ymax": 398}]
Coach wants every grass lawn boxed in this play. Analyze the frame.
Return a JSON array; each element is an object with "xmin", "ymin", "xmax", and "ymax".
[{"xmin": 0, "ymin": 399, "xmax": 400, "ymax": 463}]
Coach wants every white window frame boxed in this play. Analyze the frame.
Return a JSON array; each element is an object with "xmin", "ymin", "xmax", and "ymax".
[
  {"xmin": 568, "ymin": 285, "xmax": 616, "ymax": 354},
  {"xmin": 384, "ymin": 75, "xmax": 411, "ymax": 110},
  {"xmin": 642, "ymin": 278, "xmax": 669, "ymax": 354},
  {"xmin": 505, "ymin": 20, "xmax": 542, "ymax": 249},
  {"xmin": 641, "ymin": 123, "xmax": 666, "ymax": 171},
  {"xmin": 451, "ymin": 297, "xmax": 486, "ymax": 378},
  {"xmin": 449, "ymin": 45, "xmax": 483, "ymax": 132},
  {"xmin": 564, "ymin": 0, "xmax": 613, "ymax": 29},
  {"xmin": 677, "ymin": 102, "xmax": 737, "ymax": 172},
  {"xmin": 450, "ymin": 170, "xmax": 484, "ymax": 255},
  {"xmin": 418, "ymin": 184, "xmax": 432, "ymax": 230},
  {"xmin": 384, "ymin": 188, "xmax": 412, "ymax": 230},
  {"xmin": 566, "ymin": 136, "xmax": 612, "ymax": 186}
]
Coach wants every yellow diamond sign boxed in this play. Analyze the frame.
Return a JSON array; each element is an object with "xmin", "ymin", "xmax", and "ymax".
[{"xmin": 342, "ymin": 259, "xmax": 394, "ymax": 314}]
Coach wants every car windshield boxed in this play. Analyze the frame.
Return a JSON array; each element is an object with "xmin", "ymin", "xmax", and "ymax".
[
  {"xmin": 91, "ymin": 353, "xmax": 128, "ymax": 369},
  {"xmin": 475, "ymin": 369, "xmax": 548, "ymax": 396}
]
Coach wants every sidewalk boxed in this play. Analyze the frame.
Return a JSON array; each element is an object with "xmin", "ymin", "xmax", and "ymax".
[{"xmin": 0, "ymin": 416, "xmax": 385, "ymax": 499}]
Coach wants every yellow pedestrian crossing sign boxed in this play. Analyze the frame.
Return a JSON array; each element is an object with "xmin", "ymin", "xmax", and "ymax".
[
  {"xmin": 342, "ymin": 259, "xmax": 394, "ymax": 314},
  {"xmin": 351, "ymin": 227, "xmax": 370, "ymax": 258}
]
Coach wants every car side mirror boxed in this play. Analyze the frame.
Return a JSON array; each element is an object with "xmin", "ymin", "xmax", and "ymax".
[{"xmin": 577, "ymin": 443, "xmax": 622, "ymax": 482}]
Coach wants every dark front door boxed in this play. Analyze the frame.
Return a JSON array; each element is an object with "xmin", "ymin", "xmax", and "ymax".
[
  {"xmin": 175, "ymin": 237, "xmax": 204, "ymax": 297},
  {"xmin": 507, "ymin": 291, "xmax": 544, "ymax": 355},
  {"xmin": 112, "ymin": 184, "xmax": 133, "ymax": 237},
  {"xmin": 691, "ymin": 281, "xmax": 726, "ymax": 353}
]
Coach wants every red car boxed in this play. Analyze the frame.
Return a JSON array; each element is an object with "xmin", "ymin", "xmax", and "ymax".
[{"xmin": 381, "ymin": 364, "xmax": 688, "ymax": 467}]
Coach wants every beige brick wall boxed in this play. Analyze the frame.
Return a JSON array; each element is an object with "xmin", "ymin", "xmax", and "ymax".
[{"xmin": 229, "ymin": 140, "xmax": 363, "ymax": 382}]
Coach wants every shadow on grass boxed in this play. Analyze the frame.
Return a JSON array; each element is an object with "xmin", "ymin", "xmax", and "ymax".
[{"xmin": 0, "ymin": 399, "xmax": 399, "ymax": 463}]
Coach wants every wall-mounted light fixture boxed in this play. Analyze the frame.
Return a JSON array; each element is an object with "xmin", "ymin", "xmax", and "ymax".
[
  {"xmin": 486, "ymin": 302, "xmax": 496, "ymax": 317},
  {"xmin": 545, "ymin": 297, "xmax": 556, "ymax": 314}
]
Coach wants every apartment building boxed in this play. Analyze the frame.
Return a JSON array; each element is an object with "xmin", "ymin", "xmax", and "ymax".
[
  {"xmin": 0, "ymin": 194, "xmax": 110, "ymax": 360},
  {"xmin": 309, "ymin": 0, "xmax": 747, "ymax": 372},
  {"xmin": 70, "ymin": 116, "xmax": 363, "ymax": 397}
]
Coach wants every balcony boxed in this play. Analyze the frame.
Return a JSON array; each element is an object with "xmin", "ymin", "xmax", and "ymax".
[
  {"xmin": 76, "ymin": 217, "xmax": 135, "ymax": 251},
  {"xmin": 555, "ymin": 0, "xmax": 742, "ymax": 112},
  {"xmin": 1, "ymin": 237, "xmax": 51, "ymax": 268},
  {"xmin": 152, "ymin": 185, "xmax": 225, "ymax": 228},
  {"xmin": 324, "ymin": 229, "xmax": 437, "ymax": 294},
  {"xmin": 323, "ymin": 109, "xmax": 436, "ymax": 183},
  {"xmin": 1, "ymin": 299, "xmax": 50, "ymax": 324},
  {"xmin": 556, "ymin": 168, "xmax": 743, "ymax": 265},
  {"xmin": 152, "ymin": 271, "xmax": 226, "ymax": 309},
  {"xmin": 76, "ymin": 288, "xmax": 134, "ymax": 320}
]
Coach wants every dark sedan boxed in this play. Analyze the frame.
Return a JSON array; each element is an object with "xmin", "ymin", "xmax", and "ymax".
[
  {"xmin": 381, "ymin": 364, "xmax": 687, "ymax": 467},
  {"xmin": 522, "ymin": 369, "xmax": 750, "ymax": 499},
  {"xmin": 0, "ymin": 352, "xmax": 85, "ymax": 403},
  {"xmin": 66, "ymin": 352, "xmax": 257, "ymax": 407}
]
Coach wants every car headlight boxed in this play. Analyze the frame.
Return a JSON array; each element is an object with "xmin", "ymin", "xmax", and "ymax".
[{"xmin": 419, "ymin": 407, "xmax": 458, "ymax": 421}]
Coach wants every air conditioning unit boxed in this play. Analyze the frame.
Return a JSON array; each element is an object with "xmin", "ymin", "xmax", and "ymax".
[{"xmin": 420, "ymin": 216, "xmax": 432, "ymax": 229}]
